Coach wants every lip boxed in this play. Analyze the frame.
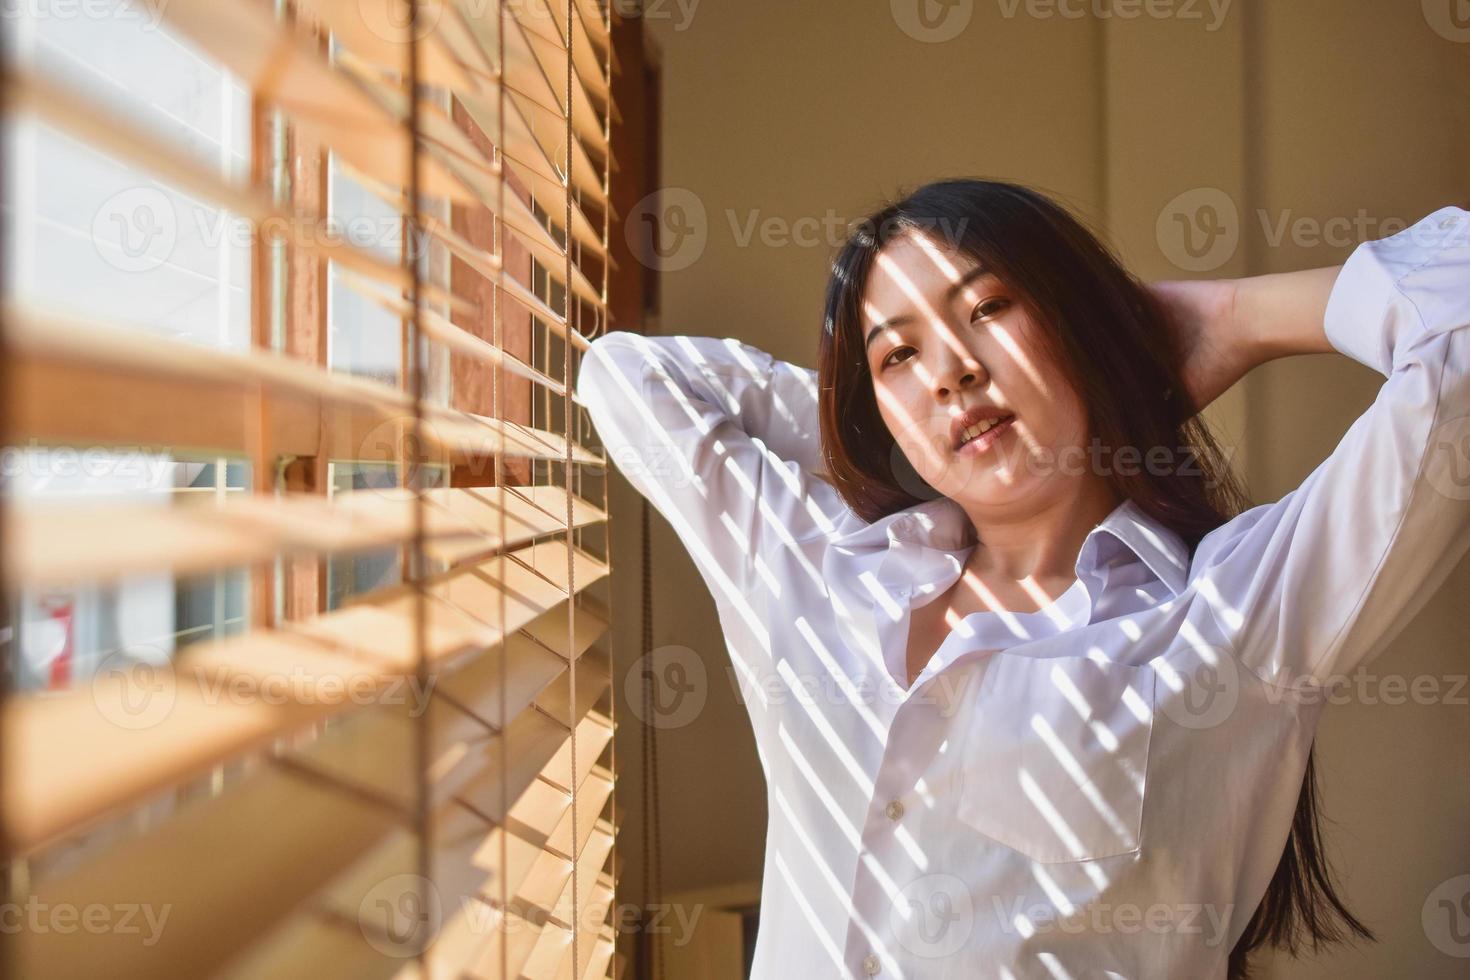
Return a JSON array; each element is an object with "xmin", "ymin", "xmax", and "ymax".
[{"xmin": 950, "ymin": 405, "xmax": 1016, "ymax": 452}]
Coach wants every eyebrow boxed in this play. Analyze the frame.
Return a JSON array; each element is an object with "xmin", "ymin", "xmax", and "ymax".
[{"xmin": 863, "ymin": 263, "xmax": 995, "ymax": 350}]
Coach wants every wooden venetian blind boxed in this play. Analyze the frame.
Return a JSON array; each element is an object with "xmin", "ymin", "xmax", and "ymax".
[{"xmin": 0, "ymin": 1, "xmax": 622, "ymax": 978}]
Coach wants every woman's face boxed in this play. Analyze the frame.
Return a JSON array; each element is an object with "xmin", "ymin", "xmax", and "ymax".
[{"xmin": 861, "ymin": 228, "xmax": 1092, "ymax": 510}]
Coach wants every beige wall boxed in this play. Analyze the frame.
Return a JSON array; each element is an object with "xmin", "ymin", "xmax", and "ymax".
[{"xmin": 606, "ymin": 1, "xmax": 1470, "ymax": 976}]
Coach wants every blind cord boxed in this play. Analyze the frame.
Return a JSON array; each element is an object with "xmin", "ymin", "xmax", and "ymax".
[{"xmin": 640, "ymin": 497, "xmax": 664, "ymax": 980}]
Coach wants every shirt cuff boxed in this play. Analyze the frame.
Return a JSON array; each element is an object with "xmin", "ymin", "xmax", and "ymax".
[{"xmin": 1322, "ymin": 204, "xmax": 1469, "ymax": 377}]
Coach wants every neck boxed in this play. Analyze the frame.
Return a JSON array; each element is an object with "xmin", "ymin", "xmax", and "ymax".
[{"xmin": 955, "ymin": 479, "xmax": 1123, "ymax": 583}]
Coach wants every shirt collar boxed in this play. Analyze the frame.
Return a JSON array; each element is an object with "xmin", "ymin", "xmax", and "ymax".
[
  {"xmin": 1078, "ymin": 497, "xmax": 1191, "ymax": 598},
  {"xmin": 830, "ymin": 493, "xmax": 1191, "ymax": 600}
]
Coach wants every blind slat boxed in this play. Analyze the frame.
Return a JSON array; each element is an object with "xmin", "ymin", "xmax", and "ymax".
[
  {"xmin": 3, "ymin": 303, "xmax": 606, "ymax": 465},
  {"xmin": 214, "ymin": 692, "xmax": 611, "ymax": 980},
  {"xmin": 535, "ymin": 687, "xmax": 617, "ymax": 794},
  {"xmin": 322, "ymin": 19, "xmax": 611, "ymax": 251},
  {"xmin": 8, "ymin": 757, "xmax": 403, "ymax": 980},
  {"xmin": 533, "ymin": 824, "xmax": 615, "ymax": 933},
  {"xmin": 574, "ymin": 0, "xmax": 611, "ymax": 55},
  {"xmin": 356, "ymin": 77, "xmax": 600, "ymax": 289},
  {"xmin": 336, "ymin": 148, "xmax": 605, "ymax": 314},
  {"xmin": 335, "ymin": 266, "xmax": 570, "ymax": 395},
  {"xmin": 452, "ymin": 87, "xmax": 610, "ymax": 261},
  {"xmin": 414, "ymin": 212, "xmax": 588, "ymax": 349},
  {"xmin": 4, "ymin": 0, "xmax": 620, "ymax": 976},
  {"xmin": 3, "ymin": 537, "xmax": 605, "ymax": 853},
  {"xmin": 454, "ymin": 706, "xmax": 611, "ymax": 829},
  {"xmin": 4, "ymin": 67, "xmax": 476, "ymax": 314},
  {"xmin": 151, "ymin": 0, "xmax": 486, "ymax": 205},
  {"xmin": 5, "ymin": 485, "xmax": 605, "ymax": 589},
  {"xmin": 434, "ymin": 606, "xmax": 606, "ymax": 735},
  {"xmin": 9, "ymin": 654, "xmax": 612, "ymax": 979},
  {"xmin": 423, "ymin": 803, "xmax": 564, "ymax": 979},
  {"xmin": 499, "ymin": 7, "xmax": 615, "ymax": 189},
  {"xmin": 298, "ymin": 0, "xmax": 487, "ymax": 93},
  {"xmin": 518, "ymin": 878, "xmax": 615, "ymax": 980},
  {"xmin": 306, "ymin": 0, "xmax": 615, "ymax": 207},
  {"xmin": 511, "ymin": 0, "xmax": 611, "ymax": 108},
  {"xmin": 511, "ymin": 6, "xmax": 618, "ymax": 181},
  {"xmin": 214, "ymin": 913, "xmax": 400, "ymax": 980}
]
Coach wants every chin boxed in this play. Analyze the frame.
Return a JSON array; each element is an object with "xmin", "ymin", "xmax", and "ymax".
[{"xmin": 939, "ymin": 465, "xmax": 1038, "ymax": 506}]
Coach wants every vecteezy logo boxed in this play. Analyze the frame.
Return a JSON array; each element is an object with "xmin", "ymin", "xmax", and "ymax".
[
  {"xmin": 359, "ymin": 873, "xmax": 443, "ymax": 958},
  {"xmin": 891, "ymin": 0, "xmax": 974, "ymax": 42},
  {"xmin": 92, "ymin": 187, "xmax": 177, "ymax": 273},
  {"xmin": 1423, "ymin": 0, "xmax": 1470, "ymax": 42},
  {"xmin": 356, "ymin": 416, "xmax": 448, "ymax": 495},
  {"xmin": 93, "ymin": 646, "xmax": 176, "ymax": 731},
  {"xmin": 1156, "ymin": 187, "xmax": 1240, "ymax": 273},
  {"xmin": 357, "ymin": 0, "xmax": 442, "ymax": 46},
  {"xmin": 1423, "ymin": 874, "xmax": 1470, "ymax": 957},
  {"xmin": 624, "ymin": 187, "xmax": 707, "ymax": 272},
  {"xmin": 1155, "ymin": 642, "xmax": 1239, "ymax": 730},
  {"xmin": 1426, "ymin": 415, "xmax": 1470, "ymax": 502},
  {"xmin": 623, "ymin": 644, "xmax": 707, "ymax": 729},
  {"xmin": 890, "ymin": 873, "xmax": 974, "ymax": 958},
  {"xmin": 888, "ymin": 436, "xmax": 944, "ymax": 502}
]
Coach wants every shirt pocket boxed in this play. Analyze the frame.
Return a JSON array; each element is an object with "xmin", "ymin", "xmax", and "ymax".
[{"xmin": 954, "ymin": 653, "xmax": 1157, "ymax": 864}]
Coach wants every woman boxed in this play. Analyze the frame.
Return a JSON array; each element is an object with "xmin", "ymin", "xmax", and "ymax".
[{"xmin": 577, "ymin": 179, "xmax": 1469, "ymax": 979}]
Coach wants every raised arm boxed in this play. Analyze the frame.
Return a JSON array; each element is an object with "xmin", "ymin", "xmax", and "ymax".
[
  {"xmin": 1189, "ymin": 204, "xmax": 1470, "ymax": 689},
  {"xmin": 576, "ymin": 331, "xmax": 832, "ymax": 603},
  {"xmin": 1232, "ymin": 264, "xmax": 1341, "ymax": 363},
  {"xmin": 1149, "ymin": 264, "xmax": 1338, "ymax": 415}
]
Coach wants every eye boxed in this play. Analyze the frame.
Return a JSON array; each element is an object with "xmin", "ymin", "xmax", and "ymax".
[
  {"xmin": 971, "ymin": 297, "xmax": 1009, "ymax": 322},
  {"xmin": 880, "ymin": 346, "xmax": 916, "ymax": 370}
]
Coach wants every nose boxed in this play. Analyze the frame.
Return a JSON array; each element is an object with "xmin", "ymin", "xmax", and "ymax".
[{"xmin": 930, "ymin": 342, "xmax": 986, "ymax": 399}]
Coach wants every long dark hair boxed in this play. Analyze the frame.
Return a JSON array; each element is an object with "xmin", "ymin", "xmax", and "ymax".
[{"xmin": 817, "ymin": 177, "xmax": 1375, "ymax": 976}]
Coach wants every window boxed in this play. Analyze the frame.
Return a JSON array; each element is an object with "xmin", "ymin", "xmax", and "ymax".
[
  {"xmin": 2, "ymin": 2, "xmax": 624, "ymax": 977},
  {"xmin": 4, "ymin": 6, "xmax": 255, "ymax": 693}
]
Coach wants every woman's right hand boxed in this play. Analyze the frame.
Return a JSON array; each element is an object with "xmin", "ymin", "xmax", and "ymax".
[{"xmin": 1144, "ymin": 276, "xmax": 1255, "ymax": 416}]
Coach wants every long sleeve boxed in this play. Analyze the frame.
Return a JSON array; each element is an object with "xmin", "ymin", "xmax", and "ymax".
[
  {"xmin": 1192, "ymin": 204, "xmax": 1470, "ymax": 690},
  {"xmin": 576, "ymin": 331, "xmax": 835, "ymax": 602}
]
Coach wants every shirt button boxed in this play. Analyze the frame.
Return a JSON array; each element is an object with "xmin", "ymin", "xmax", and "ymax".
[
  {"xmin": 884, "ymin": 799, "xmax": 905, "ymax": 821},
  {"xmin": 863, "ymin": 953, "xmax": 882, "ymax": 975}
]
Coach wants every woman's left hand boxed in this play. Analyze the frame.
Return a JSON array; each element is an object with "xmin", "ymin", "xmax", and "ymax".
[{"xmin": 1144, "ymin": 277, "xmax": 1256, "ymax": 416}]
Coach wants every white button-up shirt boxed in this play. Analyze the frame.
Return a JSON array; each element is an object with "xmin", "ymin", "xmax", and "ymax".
[{"xmin": 577, "ymin": 205, "xmax": 1470, "ymax": 979}]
